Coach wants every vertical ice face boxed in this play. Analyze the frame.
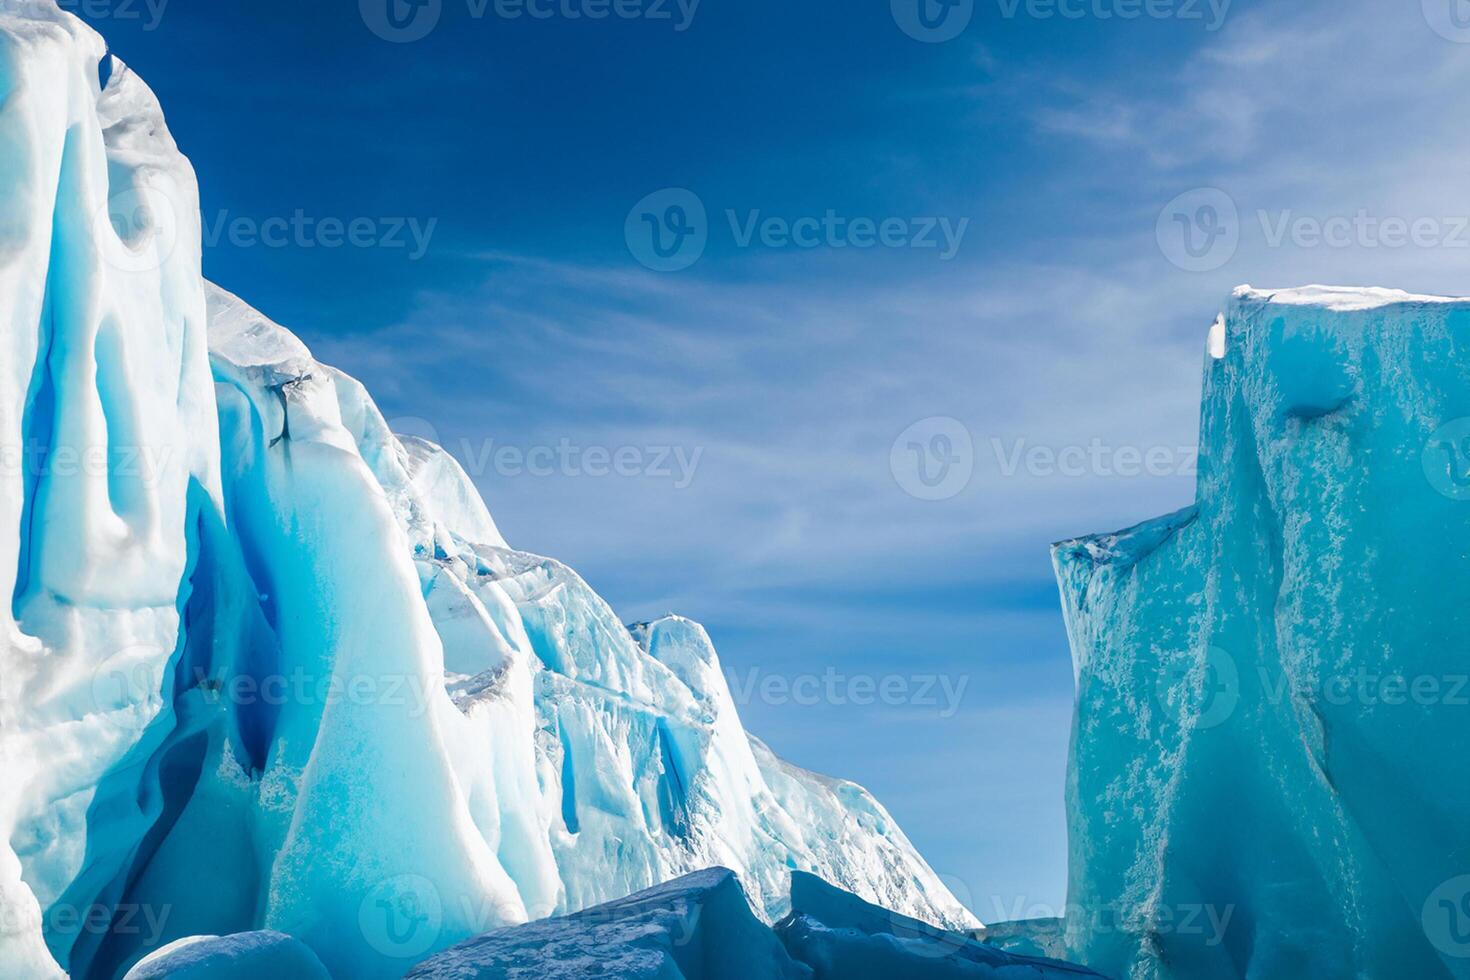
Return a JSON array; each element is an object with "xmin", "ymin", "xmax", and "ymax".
[
  {"xmin": 0, "ymin": 6, "xmax": 218, "ymax": 978},
  {"xmin": 1057, "ymin": 286, "xmax": 1470, "ymax": 980},
  {"xmin": 0, "ymin": 6, "xmax": 976, "ymax": 979},
  {"xmin": 206, "ymin": 286, "xmax": 529, "ymax": 980}
]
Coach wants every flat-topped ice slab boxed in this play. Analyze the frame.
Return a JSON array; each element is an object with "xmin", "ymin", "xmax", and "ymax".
[{"xmin": 1233, "ymin": 284, "xmax": 1470, "ymax": 312}]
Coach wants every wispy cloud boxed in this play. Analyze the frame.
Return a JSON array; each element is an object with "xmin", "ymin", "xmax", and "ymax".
[{"xmin": 276, "ymin": 0, "xmax": 1470, "ymax": 914}]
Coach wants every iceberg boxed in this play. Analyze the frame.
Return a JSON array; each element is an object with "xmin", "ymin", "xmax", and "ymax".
[
  {"xmin": 1057, "ymin": 285, "xmax": 1470, "ymax": 979},
  {"xmin": 0, "ymin": 5, "xmax": 976, "ymax": 978}
]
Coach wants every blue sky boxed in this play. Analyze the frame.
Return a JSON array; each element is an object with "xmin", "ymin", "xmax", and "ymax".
[{"xmin": 79, "ymin": 0, "xmax": 1470, "ymax": 918}]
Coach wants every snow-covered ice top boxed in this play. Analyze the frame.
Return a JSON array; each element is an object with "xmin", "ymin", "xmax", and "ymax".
[{"xmin": 1232, "ymin": 283, "xmax": 1470, "ymax": 312}]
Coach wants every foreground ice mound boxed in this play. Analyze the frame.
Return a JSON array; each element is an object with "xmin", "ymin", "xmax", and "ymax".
[
  {"xmin": 0, "ymin": 5, "xmax": 974, "ymax": 977},
  {"xmin": 404, "ymin": 868, "xmax": 807, "ymax": 980},
  {"xmin": 408, "ymin": 868, "xmax": 1102, "ymax": 980},
  {"xmin": 780, "ymin": 871, "xmax": 1098, "ymax": 979},
  {"xmin": 1057, "ymin": 285, "xmax": 1470, "ymax": 979},
  {"xmin": 120, "ymin": 932, "xmax": 329, "ymax": 980}
]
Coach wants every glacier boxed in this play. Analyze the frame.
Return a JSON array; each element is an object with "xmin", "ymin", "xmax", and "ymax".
[
  {"xmin": 1057, "ymin": 285, "xmax": 1470, "ymax": 979},
  {"xmin": 0, "ymin": 4, "xmax": 977, "ymax": 978}
]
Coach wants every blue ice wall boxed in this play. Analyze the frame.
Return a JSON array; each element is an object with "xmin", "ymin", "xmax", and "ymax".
[{"xmin": 1056, "ymin": 286, "xmax": 1470, "ymax": 980}]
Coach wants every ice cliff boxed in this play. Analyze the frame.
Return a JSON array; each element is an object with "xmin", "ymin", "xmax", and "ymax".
[
  {"xmin": 0, "ymin": 5, "xmax": 975, "ymax": 978},
  {"xmin": 1057, "ymin": 285, "xmax": 1470, "ymax": 979}
]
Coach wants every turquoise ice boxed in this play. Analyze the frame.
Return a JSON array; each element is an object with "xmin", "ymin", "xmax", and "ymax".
[{"xmin": 1057, "ymin": 286, "xmax": 1470, "ymax": 979}]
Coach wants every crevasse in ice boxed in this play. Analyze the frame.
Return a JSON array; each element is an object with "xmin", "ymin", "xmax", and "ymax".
[
  {"xmin": 0, "ymin": 6, "xmax": 975, "ymax": 979},
  {"xmin": 1057, "ymin": 285, "xmax": 1470, "ymax": 979}
]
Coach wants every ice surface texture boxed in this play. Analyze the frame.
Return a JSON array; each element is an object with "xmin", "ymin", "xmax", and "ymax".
[
  {"xmin": 780, "ymin": 871, "xmax": 1099, "ymax": 979},
  {"xmin": 119, "ymin": 932, "xmax": 329, "ymax": 980},
  {"xmin": 407, "ymin": 868, "xmax": 1102, "ymax": 979},
  {"xmin": 0, "ymin": 5, "xmax": 973, "ymax": 978},
  {"xmin": 0, "ymin": 5, "xmax": 219, "ymax": 978},
  {"xmin": 403, "ymin": 868, "xmax": 808, "ymax": 980},
  {"xmin": 1057, "ymin": 285, "xmax": 1470, "ymax": 979}
]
